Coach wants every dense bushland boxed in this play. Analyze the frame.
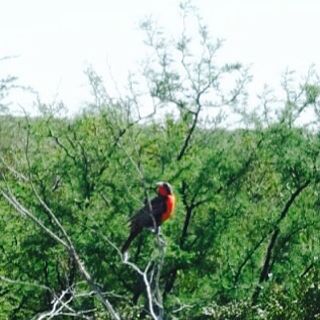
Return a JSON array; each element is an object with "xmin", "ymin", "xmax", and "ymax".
[{"xmin": 1, "ymin": 4, "xmax": 320, "ymax": 319}]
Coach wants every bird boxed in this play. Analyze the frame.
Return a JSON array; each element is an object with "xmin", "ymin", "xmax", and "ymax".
[{"xmin": 121, "ymin": 182, "xmax": 176, "ymax": 254}]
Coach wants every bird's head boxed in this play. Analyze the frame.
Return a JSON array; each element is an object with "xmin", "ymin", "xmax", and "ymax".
[{"xmin": 156, "ymin": 182, "xmax": 173, "ymax": 196}]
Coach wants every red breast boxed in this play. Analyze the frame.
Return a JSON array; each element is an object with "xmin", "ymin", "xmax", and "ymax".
[{"xmin": 161, "ymin": 194, "xmax": 176, "ymax": 222}]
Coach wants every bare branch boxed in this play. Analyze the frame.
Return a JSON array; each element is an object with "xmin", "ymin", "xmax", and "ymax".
[
  {"xmin": 0, "ymin": 276, "xmax": 53, "ymax": 293},
  {"xmin": 104, "ymin": 236, "xmax": 159, "ymax": 320},
  {"xmin": 0, "ymin": 188, "xmax": 69, "ymax": 248}
]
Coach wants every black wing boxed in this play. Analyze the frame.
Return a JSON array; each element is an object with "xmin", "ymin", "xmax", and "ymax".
[{"xmin": 130, "ymin": 196, "xmax": 167, "ymax": 229}]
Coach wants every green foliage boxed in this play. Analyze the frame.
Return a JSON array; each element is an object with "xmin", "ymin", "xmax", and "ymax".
[
  {"xmin": 2, "ymin": 6, "xmax": 320, "ymax": 320},
  {"xmin": 1, "ymin": 109, "xmax": 320, "ymax": 319}
]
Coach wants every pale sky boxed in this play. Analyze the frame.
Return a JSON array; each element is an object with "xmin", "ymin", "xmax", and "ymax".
[{"xmin": 1, "ymin": 0, "xmax": 320, "ymax": 115}]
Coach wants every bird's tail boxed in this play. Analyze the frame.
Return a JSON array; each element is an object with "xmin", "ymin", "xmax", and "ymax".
[{"xmin": 121, "ymin": 230, "xmax": 139, "ymax": 253}]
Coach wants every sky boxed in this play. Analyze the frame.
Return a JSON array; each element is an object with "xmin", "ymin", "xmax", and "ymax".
[{"xmin": 1, "ymin": 0, "xmax": 320, "ymax": 115}]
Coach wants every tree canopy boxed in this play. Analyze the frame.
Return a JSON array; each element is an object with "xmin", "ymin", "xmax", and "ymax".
[{"xmin": 1, "ymin": 5, "xmax": 320, "ymax": 320}]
